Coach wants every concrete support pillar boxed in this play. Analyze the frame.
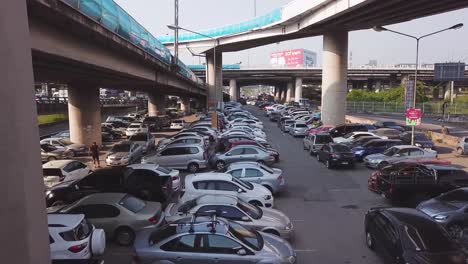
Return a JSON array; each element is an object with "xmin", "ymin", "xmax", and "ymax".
[
  {"xmin": 274, "ymin": 87, "xmax": 280, "ymax": 102},
  {"xmin": 286, "ymin": 82, "xmax": 293, "ymax": 102},
  {"xmin": 206, "ymin": 50, "xmax": 223, "ymax": 109},
  {"xmin": 180, "ymin": 97, "xmax": 190, "ymax": 115},
  {"xmin": 68, "ymin": 85, "xmax": 102, "ymax": 147},
  {"xmin": 401, "ymin": 74, "xmax": 410, "ymax": 86},
  {"xmin": 148, "ymin": 93, "xmax": 165, "ymax": 116},
  {"xmin": 294, "ymin": 78, "xmax": 303, "ymax": 103},
  {"xmin": 322, "ymin": 31, "xmax": 348, "ymax": 126},
  {"xmin": 1, "ymin": 1, "xmax": 50, "ymax": 263},
  {"xmin": 229, "ymin": 79, "xmax": 238, "ymax": 101},
  {"xmin": 237, "ymin": 87, "xmax": 241, "ymax": 100},
  {"xmin": 375, "ymin": 80, "xmax": 382, "ymax": 92}
]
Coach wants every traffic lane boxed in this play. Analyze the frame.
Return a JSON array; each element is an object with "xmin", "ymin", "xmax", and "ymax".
[{"xmin": 251, "ymin": 106, "xmax": 387, "ymax": 263}]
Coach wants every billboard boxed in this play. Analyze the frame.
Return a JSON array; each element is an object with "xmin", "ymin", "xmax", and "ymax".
[
  {"xmin": 434, "ymin": 63, "xmax": 466, "ymax": 81},
  {"xmin": 270, "ymin": 49, "xmax": 316, "ymax": 67}
]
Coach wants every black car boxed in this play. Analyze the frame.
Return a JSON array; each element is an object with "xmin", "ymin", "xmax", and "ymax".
[
  {"xmin": 364, "ymin": 207, "xmax": 466, "ymax": 264},
  {"xmin": 400, "ymin": 131, "xmax": 435, "ymax": 150},
  {"xmin": 347, "ymin": 136, "xmax": 381, "ymax": 148},
  {"xmin": 329, "ymin": 124, "xmax": 370, "ymax": 138},
  {"xmin": 316, "ymin": 143, "xmax": 355, "ymax": 169},
  {"xmin": 101, "ymin": 125, "xmax": 120, "ymax": 141},
  {"xmin": 374, "ymin": 121, "xmax": 405, "ymax": 132},
  {"xmin": 143, "ymin": 116, "xmax": 164, "ymax": 132},
  {"xmin": 45, "ymin": 167, "xmax": 173, "ymax": 207}
]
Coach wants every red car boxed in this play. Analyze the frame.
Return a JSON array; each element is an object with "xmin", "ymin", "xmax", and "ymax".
[{"xmin": 307, "ymin": 125, "xmax": 334, "ymax": 135}]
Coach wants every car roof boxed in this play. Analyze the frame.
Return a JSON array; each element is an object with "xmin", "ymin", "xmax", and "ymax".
[
  {"xmin": 196, "ymin": 195, "xmax": 238, "ymax": 205},
  {"xmin": 227, "ymin": 162, "xmax": 263, "ymax": 170},
  {"xmin": 229, "ymin": 144, "xmax": 263, "ymax": 150},
  {"xmin": 171, "ymin": 216, "xmax": 230, "ymax": 235},
  {"xmin": 47, "ymin": 214, "xmax": 84, "ymax": 228},
  {"xmin": 315, "ymin": 132, "xmax": 332, "ymax": 136},
  {"xmin": 382, "ymin": 208, "xmax": 437, "ymax": 227},
  {"xmin": 163, "ymin": 143, "xmax": 202, "ymax": 149},
  {"xmin": 425, "ymin": 164, "xmax": 465, "ymax": 171},
  {"xmin": 43, "ymin": 159, "xmax": 75, "ymax": 169},
  {"xmin": 72, "ymin": 193, "xmax": 128, "ymax": 205},
  {"xmin": 391, "ymin": 145, "xmax": 420, "ymax": 149},
  {"xmin": 186, "ymin": 172, "xmax": 233, "ymax": 182}
]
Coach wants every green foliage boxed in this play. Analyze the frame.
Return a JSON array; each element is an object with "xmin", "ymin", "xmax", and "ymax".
[
  {"xmin": 38, "ymin": 113, "xmax": 68, "ymax": 125},
  {"xmin": 453, "ymin": 96, "xmax": 468, "ymax": 104},
  {"xmin": 347, "ymin": 82, "xmax": 429, "ymax": 102}
]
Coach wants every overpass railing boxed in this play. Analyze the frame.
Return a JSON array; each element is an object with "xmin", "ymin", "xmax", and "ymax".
[
  {"xmin": 60, "ymin": 0, "xmax": 202, "ymax": 85},
  {"xmin": 346, "ymin": 101, "xmax": 468, "ymax": 116}
]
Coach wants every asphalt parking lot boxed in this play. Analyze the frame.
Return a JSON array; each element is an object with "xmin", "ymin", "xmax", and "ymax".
[{"xmin": 97, "ymin": 106, "xmax": 394, "ymax": 264}]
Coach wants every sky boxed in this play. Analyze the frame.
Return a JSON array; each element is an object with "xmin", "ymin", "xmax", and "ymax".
[{"xmin": 113, "ymin": 0, "xmax": 468, "ymax": 67}]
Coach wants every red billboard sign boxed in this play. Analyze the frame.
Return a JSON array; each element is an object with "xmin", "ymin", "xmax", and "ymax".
[
  {"xmin": 406, "ymin": 108, "xmax": 422, "ymax": 119},
  {"xmin": 270, "ymin": 49, "xmax": 303, "ymax": 67}
]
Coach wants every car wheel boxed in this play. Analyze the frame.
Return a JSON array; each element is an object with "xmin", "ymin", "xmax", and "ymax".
[
  {"xmin": 366, "ymin": 231, "xmax": 374, "ymax": 250},
  {"xmin": 188, "ymin": 163, "xmax": 199, "ymax": 173},
  {"xmin": 216, "ymin": 160, "xmax": 226, "ymax": 170},
  {"xmin": 457, "ymin": 147, "xmax": 464, "ymax": 155},
  {"xmin": 263, "ymin": 229, "xmax": 280, "ymax": 237},
  {"xmin": 249, "ymin": 200, "xmax": 263, "ymax": 207},
  {"xmin": 115, "ymin": 227, "xmax": 135, "ymax": 246},
  {"xmin": 326, "ymin": 160, "xmax": 332, "ymax": 169},
  {"xmin": 448, "ymin": 224, "xmax": 464, "ymax": 239}
]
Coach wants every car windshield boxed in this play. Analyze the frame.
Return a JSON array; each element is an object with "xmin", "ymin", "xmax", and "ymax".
[
  {"xmin": 228, "ymin": 221, "xmax": 263, "ymax": 251},
  {"xmin": 129, "ymin": 134, "xmax": 147, "ymax": 141},
  {"xmin": 111, "ymin": 144, "xmax": 130, "ymax": 152},
  {"xmin": 238, "ymin": 200, "xmax": 263, "ymax": 220},
  {"xmin": 333, "ymin": 145, "xmax": 351, "ymax": 153},
  {"xmin": 128, "ymin": 125, "xmax": 140, "ymax": 128},
  {"xmin": 58, "ymin": 139, "xmax": 72, "ymax": 145},
  {"xmin": 295, "ymin": 124, "xmax": 307, "ymax": 128},
  {"xmin": 41, "ymin": 144, "xmax": 57, "ymax": 152},
  {"xmin": 383, "ymin": 147, "xmax": 398, "ymax": 156},
  {"xmin": 232, "ymin": 177, "xmax": 253, "ymax": 190},
  {"xmin": 259, "ymin": 164, "xmax": 274, "ymax": 174},
  {"xmin": 119, "ymin": 194, "xmax": 146, "ymax": 213},
  {"xmin": 438, "ymin": 189, "xmax": 468, "ymax": 202},
  {"xmin": 316, "ymin": 135, "xmax": 333, "ymax": 144},
  {"xmin": 403, "ymin": 224, "xmax": 457, "ymax": 253}
]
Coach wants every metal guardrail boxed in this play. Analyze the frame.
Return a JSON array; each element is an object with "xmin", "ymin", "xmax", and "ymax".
[
  {"xmin": 346, "ymin": 101, "xmax": 468, "ymax": 116},
  {"xmin": 36, "ymin": 97, "xmax": 147, "ymax": 105}
]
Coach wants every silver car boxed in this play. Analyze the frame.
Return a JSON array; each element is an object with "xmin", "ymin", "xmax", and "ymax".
[
  {"xmin": 156, "ymin": 136, "xmax": 205, "ymax": 152},
  {"xmin": 364, "ymin": 145, "xmax": 438, "ymax": 169},
  {"xmin": 133, "ymin": 216, "xmax": 296, "ymax": 264},
  {"xmin": 40, "ymin": 138, "xmax": 87, "ymax": 157},
  {"xmin": 105, "ymin": 141, "xmax": 143, "ymax": 166},
  {"xmin": 303, "ymin": 133, "xmax": 334, "ymax": 154},
  {"xmin": 224, "ymin": 162, "xmax": 285, "ymax": 194},
  {"xmin": 142, "ymin": 144, "xmax": 207, "ymax": 173},
  {"xmin": 165, "ymin": 195, "xmax": 293, "ymax": 239},
  {"xmin": 212, "ymin": 145, "xmax": 276, "ymax": 170},
  {"xmin": 41, "ymin": 143, "xmax": 73, "ymax": 162},
  {"xmin": 128, "ymin": 132, "xmax": 155, "ymax": 153},
  {"xmin": 52, "ymin": 193, "xmax": 164, "ymax": 246},
  {"xmin": 288, "ymin": 122, "xmax": 308, "ymax": 137}
]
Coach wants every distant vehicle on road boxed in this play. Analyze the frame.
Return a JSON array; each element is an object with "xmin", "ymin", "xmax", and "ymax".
[
  {"xmin": 303, "ymin": 132, "xmax": 333, "ymax": 154},
  {"xmin": 288, "ymin": 122, "xmax": 308, "ymax": 137}
]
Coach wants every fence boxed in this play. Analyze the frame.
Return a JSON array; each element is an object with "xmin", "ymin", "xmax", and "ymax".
[{"xmin": 346, "ymin": 101, "xmax": 468, "ymax": 116}]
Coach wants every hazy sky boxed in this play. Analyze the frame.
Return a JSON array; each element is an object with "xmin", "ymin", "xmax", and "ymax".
[{"xmin": 114, "ymin": 0, "xmax": 468, "ymax": 67}]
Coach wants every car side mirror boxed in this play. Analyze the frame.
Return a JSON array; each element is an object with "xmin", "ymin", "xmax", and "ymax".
[{"xmin": 237, "ymin": 249, "xmax": 247, "ymax": 256}]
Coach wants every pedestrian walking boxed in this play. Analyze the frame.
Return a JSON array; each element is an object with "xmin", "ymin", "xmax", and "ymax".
[{"xmin": 89, "ymin": 142, "xmax": 100, "ymax": 168}]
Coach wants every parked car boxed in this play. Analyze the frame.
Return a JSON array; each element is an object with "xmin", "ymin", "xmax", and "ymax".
[
  {"xmin": 41, "ymin": 143, "xmax": 73, "ymax": 162},
  {"xmin": 142, "ymin": 144, "xmax": 208, "ymax": 173},
  {"xmin": 105, "ymin": 141, "xmax": 143, "ymax": 166},
  {"xmin": 43, "ymin": 160, "xmax": 91, "ymax": 188},
  {"xmin": 212, "ymin": 145, "xmax": 276, "ymax": 170},
  {"xmin": 364, "ymin": 145, "xmax": 438, "ymax": 169},
  {"xmin": 170, "ymin": 119, "xmax": 186, "ymax": 130},
  {"xmin": 40, "ymin": 138, "xmax": 87, "ymax": 157},
  {"xmin": 351, "ymin": 139, "xmax": 403, "ymax": 161},
  {"xmin": 288, "ymin": 122, "xmax": 308, "ymax": 137},
  {"xmin": 165, "ymin": 195, "xmax": 293, "ymax": 238},
  {"xmin": 221, "ymin": 131, "xmax": 267, "ymax": 144},
  {"xmin": 333, "ymin": 131, "xmax": 386, "ymax": 144},
  {"xmin": 280, "ymin": 119, "xmax": 295, "ymax": 132},
  {"xmin": 374, "ymin": 128, "xmax": 401, "ymax": 139},
  {"xmin": 303, "ymin": 132, "xmax": 333, "ymax": 154},
  {"xmin": 101, "ymin": 125, "xmax": 120, "ymax": 141},
  {"xmin": 125, "ymin": 123, "xmax": 148, "ymax": 137},
  {"xmin": 316, "ymin": 143, "xmax": 355, "ymax": 169},
  {"xmin": 329, "ymin": 124, "xmax": 370, "ymax": 138},
  {"xmin": 45, "ymin": 166, "xmax": 173, "ymax": 207},
  {"xmin": 128, "ymin": 163, "xmax": 181, "ymax": 192},
  {"xmin": 364, "ymin": 207, "xmax": 465, "ymax": 264},
  {"xmin": 223, "ymin": 162, "xmax": 285, "ymax": 194},
  {"xmin": 158, "ymin": 132, "xmax": 208, "ymax": 147},
  {"xmin": 48, "ymin": 214, "xmax": 105, "ymax": 261},
  {"xmin": 50, "ymin": 193, "xmax": 164, "ymax": 246},
  {"xmin": 157, "ymin": 136, "xmax": 205, "ymax": 152},
  {"xmin": 128, "ymin": 132, "xmax": 155, "ymax": 153},
  {"xmin": 133, "ymin": 216, "xmax": 296, "ymax": 264},
  {"xmin": 228, "ymin": 140, "xmax": 279, "ymax": 162},
  {"xmin": 373, "ymin": 120, "xmax": 405, "ymax": 131},
  {"xmin": 400, "ymin": 131, "xmax": 435, "ymax": 150},
  {"xmin": 457, "ymin": 136, "xmax": 468, "ymax": 155},
  {"xmin": 307, "ymin": 125, "xmax": 334, "ymax": 135},
  {"xmin": 368, "ymin": 163, "xmax": 468, "ymax": 200},
  {"xmin": 347, "ymin": 136, "xmax": 381, "ymax": 148},
  {"xmin": 181, "ymin": 172, "xmax": 274, "ymax": 207},
  {"xmin": 52, "ymin": 130, "xmax": 70, "ymax": 139}
]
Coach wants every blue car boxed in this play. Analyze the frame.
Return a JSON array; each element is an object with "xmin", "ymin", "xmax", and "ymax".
[{"xmin": 352, "ymin": 139, "xmax": 402, "ymax": 161}]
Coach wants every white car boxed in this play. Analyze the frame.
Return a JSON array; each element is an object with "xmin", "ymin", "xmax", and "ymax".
[
  {"xmin": 48, "ymin": 214, "xmax": 105, "ymax": 261},
  {"xmin": 128, "ymin": 163, "xmax": 181, "ymax": 191},
  {"xmin": 125, "ymin": 123, "xmax": 148, "ymax": 137},
  {"xmin": 170, "ymin": 120, "xmax": 186, "ymax": 130},
  {"xmin": 223, "ymin": 127, "xmax": 266, "ymax": 139},
  {"xmin": 221, "ymin": 131, "xmax": 268, "ymax": 144},
  {"xmin": 333, "ymin": 131, "xmax": 387, "ymax": 144},
  {"xmin": 181, "ymin": 172, "xmax": 274, "ymax": 208},
  {"xmin": 43, "ymin": 160, "xmax": 91, "ymax": 188},
  {"xmin": 156, "ymin": 135, "xmax": 205, "ymax": 152},
  {"xmin": 40, "ymin": 138, "xmax": 87, "ymax": 157},
  {"xmin": 364, "ymin": 145, "xmax": 438, "ymax": 169}
]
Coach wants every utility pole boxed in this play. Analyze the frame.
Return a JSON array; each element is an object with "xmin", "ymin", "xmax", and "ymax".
[{"xmin": 174, "ymin": 0, "xmax": 179, "ymax": 66}]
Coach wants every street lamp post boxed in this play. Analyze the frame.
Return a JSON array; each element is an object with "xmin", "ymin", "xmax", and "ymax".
[
  {"xmin": 167, "ymin": 24, "xmax": 219, "ymax": 109},
  {"xmin": 373, "ymin": 23, "xmax": 463, "ymax": 145},
  {"xmin": 174, "ymin": 0, "xmax": 179, "ymax": 67}
]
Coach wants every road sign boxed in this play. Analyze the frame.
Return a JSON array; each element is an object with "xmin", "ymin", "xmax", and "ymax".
[
  {"xmin": 405, "ymin": 108, "xmax": 421, "ymax": 126},
  {"xmin": 434, "ymin": 63, "xmax": 466, "ymax": 81},
  {"xmin": 405, "ymin": 80, "xmax": 415, "ymax": 109}
]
